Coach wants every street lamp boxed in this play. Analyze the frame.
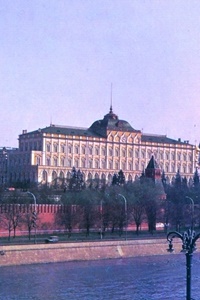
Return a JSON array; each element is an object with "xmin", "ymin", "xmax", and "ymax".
[
  {"xmin": 118, "ymin": 194, "xmax": 127, "ymax": 240},
  {"xmin": 100, "ymin": 199, "xmax": 103, "ymax": 240},
  {"xmin": 27, "ymin": 191, "xmax": 37, "ymax": 244},
  {"xmin": 167, "ymin": 197, "xmax": 200, "ymax": 300}
]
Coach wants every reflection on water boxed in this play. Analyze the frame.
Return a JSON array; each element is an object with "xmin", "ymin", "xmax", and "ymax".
[{"xmin": 0, "ymin": 254, "xmax": 200, "ymax": 300}]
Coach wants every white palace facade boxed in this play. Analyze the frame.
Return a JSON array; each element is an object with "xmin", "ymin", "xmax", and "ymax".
[{"xmin": 0, "ymin": 107, "xmax": 199, "ymax": 187}]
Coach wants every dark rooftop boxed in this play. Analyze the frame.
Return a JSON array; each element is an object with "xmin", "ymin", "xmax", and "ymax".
[{"xmin": 142, "ymin": 133, "xmax": 191, "ymax": 145}]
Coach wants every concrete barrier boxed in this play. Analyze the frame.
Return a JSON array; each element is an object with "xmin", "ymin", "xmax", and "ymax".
[{"xmin": 0, "ymin": 239, "xmax": 183, "ymax": 267}]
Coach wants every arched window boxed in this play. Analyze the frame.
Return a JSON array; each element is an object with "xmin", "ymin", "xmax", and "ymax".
[
  {"xmin": 60, "ymin": 157, "xmax": 65, "ymax": 167},
  {"xmin": 81, "ymin": 158, "xmax": 86, "ymax": 168},
  {"xmin": 101, "ymin": 147, "xmax": 106, "ymax": 156},
  {"xmin": 88, "ymin": 173, "xmax": 92, "ymax": 180},
  {"xmin": 89, "ymin": 160, "xmax": 92, "ymax": 168},
  {"xmin": 47, "ymin": 157, "xmax": 51, "ymax": 166},
  {"xmin": 141, "ymin": 162, "xmax": 145, "ymax": 171},
  {"xmin": 61, "ymin": 144, "xmax": 65, "ymax": 153},
  {"xmin": 68, "ymin": 158, "xmax": 72, "ymax": 167},
  {"xmin": 141, "ymin": 150, "xmax": 145, "ymax": 159},
  {"xmin": 95, "ymin": 147, "xmax": 99, "ymax": 155},
  {"xmin": 36, "ymin": 156, "xmax": 41, "ymax": 165},
  {"xmin": 74, "ymin": 145, "xmax": 79, "ymax": 154},
  {"xmin": 60, "ymin": 171, "xmax": 64, "ymax": 178},
  {"xmin": 52, "ymin": 171, "xmax": 57, "ymax": 181},
  {"xmin": 101, "ymin": 160, "xmax": 106, "ymax": 169},
  {"xmin": 42, "ymin": 171, "xmax": 48, "ymax": 182},
  {"xmin": 68, "ymin": 145, "xmax": 72, "ymax": 154},
  {"xmin": 135, "ymin": 149, "xmax": 139, "ymax": 158},
  {"xmin": 46, "ymin": 143, "xmax": 51, "ymax": 152},
  {"xmin": 101, "ymin": 173, "xmax": 106, "ymax": 180},
  {"xmin": 115, "ymin": 148, "xmax": 119, "ymax": 156},
  {"xmin": 171, "ymin": 152, "xmax": 175, "ymax": 160},
  {"xmin": 54, "ymin": 143, "xmax": 58, "ymax": 152},
  {"xmin": 115, "ymin": 161, "xmax": 119, "ymax": 170},
  {"xmin": 108, "ymin": 174, "xmax": 112, "ymax": 183},
  {"xmin": 95, "ymin": 160, "xmax": 99, "ymax": 168},
  {"xmin": 171, "ymin": 163, "xmax": 175, "ymax": 173},
  {"xmin": 82, "ymin": 146, "xmax": 86, "ymax": 154},
  {"xmin": 122, "ymin": 149, "xmax": 126, "ymax": 157},
  {"xmin": 89, "ymin": 147, "xmax": 93, "ymax": 155},
  {"xmin": 135, "ymin": 162, "xmax": 139, "ymax": 171},
  {"xmin": 54, "ymin": 157, "xmax": 58, "ymax": 167},
  {"xmin": 128, "ymin": 149, "xmax": 133, "ymax": 157}
]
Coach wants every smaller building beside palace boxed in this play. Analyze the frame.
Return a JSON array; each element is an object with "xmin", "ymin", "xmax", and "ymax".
[{"xmin": 0, "ymin": 107, "xmax": 199, "ymax": 187}]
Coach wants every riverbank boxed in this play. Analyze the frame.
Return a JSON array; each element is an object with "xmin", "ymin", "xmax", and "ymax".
[{"xmin": 0, "ymin": 239, "xmax": 184, "ymax": 267}]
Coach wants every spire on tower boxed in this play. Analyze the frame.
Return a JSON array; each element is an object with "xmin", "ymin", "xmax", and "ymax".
[{"xmin": 110, "ymin": 83, "xmax": 113, "ymax": 113}]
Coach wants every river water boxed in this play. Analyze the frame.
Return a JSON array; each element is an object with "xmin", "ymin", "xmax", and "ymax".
[{"xmin": 0, "ymin": 254, "xmax": 200, "ymax": 300}]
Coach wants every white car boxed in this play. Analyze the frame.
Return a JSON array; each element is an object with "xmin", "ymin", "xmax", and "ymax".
[{"xmin": 45, "ymin": 236, "xmax": 59, "ymax": 243}]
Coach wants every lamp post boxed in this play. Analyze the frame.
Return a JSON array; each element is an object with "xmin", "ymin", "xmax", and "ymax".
[
  {"xmin": 118, "ymin": 194, "xmax": 127, "ymax": 240},
  {"xmin": 27, "ymin": 191, "xmax": 37, "ymax": 244},
  {"xmin": 100, "ymin": 199, "xmax": 103, "ymax": 240},
  {"xmin": 167, "ymin": 197, "xmax": 200, "ymax": 300}
]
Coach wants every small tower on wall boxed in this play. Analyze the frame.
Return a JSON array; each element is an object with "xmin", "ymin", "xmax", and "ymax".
[
  {"xmin": 145, "ymin": 155, "xmax": 161, "ymax": 182},
  {"xmin": 145, "ymin": 155, "xmax": 166, "ymax": 199}
]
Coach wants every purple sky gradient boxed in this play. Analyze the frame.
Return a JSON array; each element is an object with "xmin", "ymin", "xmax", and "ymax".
[{"xmin": 1, "ymin": 0, "xmax": 200, "ymax": 147}]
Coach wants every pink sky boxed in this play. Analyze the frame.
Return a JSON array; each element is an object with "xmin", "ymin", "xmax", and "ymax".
[{"xmin": 1, "ymin": 0, "xmax": 200, "ymax": 147}]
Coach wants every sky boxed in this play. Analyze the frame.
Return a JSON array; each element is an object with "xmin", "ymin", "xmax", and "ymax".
[{"xmin": 1, "ymin": 0, "xmax": 200, "ymax": 147}]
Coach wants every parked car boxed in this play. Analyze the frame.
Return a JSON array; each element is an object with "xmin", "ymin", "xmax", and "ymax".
[{"xmin": 45, "ymin": 236, "xmax": 59, "ymax": 243}]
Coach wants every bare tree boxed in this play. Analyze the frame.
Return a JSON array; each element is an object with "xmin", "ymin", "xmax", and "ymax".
[
  {"xmin": 1, "ymin": 205, "xmax": 23, "ymax": 240},
  {"xmin": 22, "ymin": 205, "xmax": 36, "ymax": 240},
  {"xmin": 55, "ymin": 205, "xmax": 80, "ymax": 238}
]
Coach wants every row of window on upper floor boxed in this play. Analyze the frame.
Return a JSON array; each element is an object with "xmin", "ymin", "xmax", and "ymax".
[
  {"xmin": 45, "ymin": 143, "xmax": 193, "ymax": 161},
  {"xmin": 9, "ymin": 157, "xmax": 30, "ymax": 166},
  {"xmin": 18, "ymin": 140, "xmax": 193, "ymax": 162},
  {"xmin": 34, "ymin": 156, "xmax": 193, "ymax": 174},
  {"xmin": 4, "ymin": 149, "xmax": 193, "ymax": 168},
  {"xmin": 19, "ymin": 141, "xmax": 42, "ymax": 152}
]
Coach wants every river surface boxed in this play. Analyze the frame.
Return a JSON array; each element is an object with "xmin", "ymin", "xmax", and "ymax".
[{"xmin": 0, "ymin": 254, "xmax": 200, "ymax": 300}]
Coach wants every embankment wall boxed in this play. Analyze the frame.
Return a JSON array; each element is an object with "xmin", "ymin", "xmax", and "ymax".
[{"xmin": 0, "ymin": 239, "xmax": 183, "ymax": 267}]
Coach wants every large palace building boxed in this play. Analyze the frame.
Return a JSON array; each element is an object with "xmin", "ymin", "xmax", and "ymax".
[{"xmin": 0, "ymin": 107, "xmax": 199, "ymax": 187}]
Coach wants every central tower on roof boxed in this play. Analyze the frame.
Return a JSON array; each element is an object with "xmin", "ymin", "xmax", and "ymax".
[
  {"xmin": 89, "ymin": 106, "xmax": 139, "ymax": 137},
  {"xmin": 104, "ymin": 105, "xmax": 118, "ymax": 120}
]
